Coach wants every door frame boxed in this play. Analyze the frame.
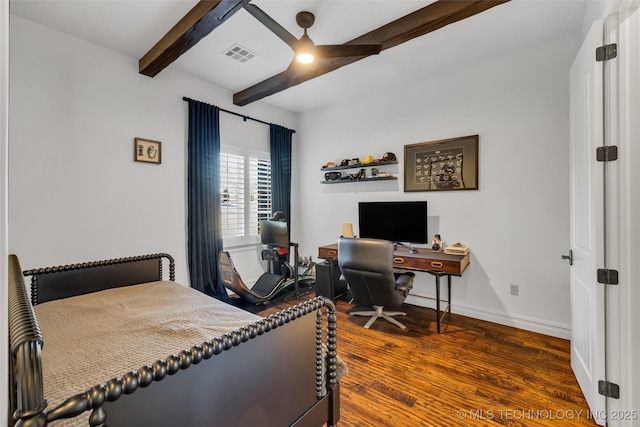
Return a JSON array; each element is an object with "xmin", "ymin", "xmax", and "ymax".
[{"xmin": 602, "ymin": 4, "xmax": 640, "ymax": 425}]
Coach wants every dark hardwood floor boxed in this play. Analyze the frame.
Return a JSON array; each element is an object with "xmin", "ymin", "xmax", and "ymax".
[{"xmin": 262, "ymin": 293, "xmax": 598, "ymax": 427}]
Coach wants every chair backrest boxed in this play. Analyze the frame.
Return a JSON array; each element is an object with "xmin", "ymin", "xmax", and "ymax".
[
  {"xmin": 218, "ymin": 251, "xmax": 264, "ymax": 304},
  {"xmin": 337, "ymin": 238, "xmax": 407, "ymax": 309}
]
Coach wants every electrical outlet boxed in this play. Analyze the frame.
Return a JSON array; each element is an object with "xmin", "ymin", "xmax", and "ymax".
[{"xmin": 510, "ymin": 284, "xmax": 519, "ymax": 296}]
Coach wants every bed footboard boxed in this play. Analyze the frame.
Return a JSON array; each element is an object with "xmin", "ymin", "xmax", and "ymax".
[
  {"xmin": 8, "ymin": 254, "xmax": 47, "ymax": 427},
  {"xmin": 9, "ymin": 253, "xmax": 340, "ymax": 427},
  {"xmin": 45, "ymin": 297, "xmax": 338, "ymax": 427}
]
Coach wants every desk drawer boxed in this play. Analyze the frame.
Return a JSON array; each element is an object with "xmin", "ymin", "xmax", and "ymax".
[
  {"xmin": 393, "ymin": 254, "xmax": 466, "ymax": 275},
  {"xmin": 318, "ymin": 246, "xmax": 338, "ymax": 260}
]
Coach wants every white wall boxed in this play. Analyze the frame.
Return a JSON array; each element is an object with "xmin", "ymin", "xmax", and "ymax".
[
  {"xmin": 1, "ymin": 1, "xmax": 9, "ymax": 425},
  {"xmin": 583, "ymin": 0, "xmax": 614, "ymax": 36},
  {"xmin": 295, "ymin": 32, "xmax": 582, "ymax": 338},
  {"xmin": 8, "ymin": 16, "xmax": 297, "ymax": 285}
]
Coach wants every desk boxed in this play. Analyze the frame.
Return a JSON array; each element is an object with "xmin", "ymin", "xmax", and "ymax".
[{"xmin": 318, "ymin": 243, "xmax": 470, "ymax": 333}]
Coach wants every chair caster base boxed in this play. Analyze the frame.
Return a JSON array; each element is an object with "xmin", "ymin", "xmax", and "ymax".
[{"xmin": 350, "ymin": 305, "xmax": 407, "ymax": 329}]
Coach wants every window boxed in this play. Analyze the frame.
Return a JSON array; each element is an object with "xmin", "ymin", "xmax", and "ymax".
[
  {"xmin": 249, "ymin": 157, "xmax": 272, "ymax": 235},
  {"xmin": 220, "ymin": 146, "xmax": 271, "ymax": 245}
]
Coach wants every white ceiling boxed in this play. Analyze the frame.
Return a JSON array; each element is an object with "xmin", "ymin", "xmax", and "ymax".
[{"xmin": 9, "ymin": 0, "xmax": 588, "ymax": 113}]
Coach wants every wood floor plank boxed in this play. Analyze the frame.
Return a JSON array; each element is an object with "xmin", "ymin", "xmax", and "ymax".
[{"xmin": 262, "ymin": 296, "xmax": 597, "ymax": 426}]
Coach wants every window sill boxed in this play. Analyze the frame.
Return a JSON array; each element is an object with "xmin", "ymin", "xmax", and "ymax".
[{"xmin": 223, "ymin": 239, "xmax": 263, "ymax": 250}]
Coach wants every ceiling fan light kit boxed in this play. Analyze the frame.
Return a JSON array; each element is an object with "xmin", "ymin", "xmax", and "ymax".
[
  {"xmin": 295, "ymin": 33, "xmax": 316, "ymax": 64},
  {"xmin": 296, "ymin": 52, "xmax": 315, "ymax": 64}
]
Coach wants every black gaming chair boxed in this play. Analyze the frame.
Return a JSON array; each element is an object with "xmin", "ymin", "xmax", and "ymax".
[
  {"xmin": 338, "ymin": 237, "xmax": 415, "ymax": 329},
  {"xmin": 218, "ymin": 251, "xmax": 288, "ymax": 305}
]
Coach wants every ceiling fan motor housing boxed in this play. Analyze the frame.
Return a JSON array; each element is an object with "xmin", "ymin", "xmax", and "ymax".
[{"xmin": 296, "ymin": 11, "xmax": 315, "ymax": 30}]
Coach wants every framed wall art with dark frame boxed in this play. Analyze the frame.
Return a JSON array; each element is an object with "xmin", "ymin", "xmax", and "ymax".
[
  {"xmin": 134, "ymin": 138, "xmax": 162, "ymax": 164},
  {"xmin": 404, "ymin": 135, "xmax": 478, "ymax": 192}
]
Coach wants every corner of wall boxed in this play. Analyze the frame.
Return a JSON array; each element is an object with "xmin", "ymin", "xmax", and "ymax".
[{"xmin": 581, "ymin": 0, "xmax": 614, "ymax": 38}]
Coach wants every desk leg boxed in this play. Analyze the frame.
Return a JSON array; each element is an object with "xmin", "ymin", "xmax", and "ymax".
[
  {"xmin": 435, "ymin": 274, "xmax": 441, "ymax": 334},
  {"xmin": 448, "ymin": 274, "xmax": 452, "ymax": 314}
]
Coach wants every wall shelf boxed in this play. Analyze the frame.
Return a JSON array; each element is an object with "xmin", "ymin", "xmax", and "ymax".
[
  {"xmin": 321, "ymin": 160, "xmax": 397, "ymax": 171},
  {"xmin": 321, "ymin": 159, "xmax": 397, "ymax": 184},
  {"xmin": 321, "ymin": 176, "xmax": 398, "ymax": 184}
]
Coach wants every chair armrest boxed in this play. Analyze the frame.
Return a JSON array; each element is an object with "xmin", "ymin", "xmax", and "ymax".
[{"xmin": 395, "ymin": 272, "xmax": 415, "ymax": 292}]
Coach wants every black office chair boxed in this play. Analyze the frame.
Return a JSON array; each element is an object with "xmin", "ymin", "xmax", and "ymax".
[{"xmin": 337, "ymin": 237, "xmax": 415, "ymax": 329}]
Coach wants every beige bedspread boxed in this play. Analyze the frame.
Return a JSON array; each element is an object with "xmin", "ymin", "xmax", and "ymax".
[{"xmin": 32, "ymin": 281, "xmax": 289, "ymax": 426}]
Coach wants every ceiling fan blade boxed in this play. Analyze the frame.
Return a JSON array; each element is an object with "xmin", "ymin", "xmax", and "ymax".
[
  {"xmin": 234, "ymin": 57, "xmax": 358, "ymax": 106},
  {"xmin": 243, "ymin": 4, "xmax": 298, "ymax": 49},
  {"xmin": 315, "ymin": 44, "xmax": 383, "ymax": 58}
]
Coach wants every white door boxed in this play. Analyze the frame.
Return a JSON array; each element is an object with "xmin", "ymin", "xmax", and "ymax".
[{"xmin": 569, "ymin": 19, "xmax": 606, "ymax": 425}]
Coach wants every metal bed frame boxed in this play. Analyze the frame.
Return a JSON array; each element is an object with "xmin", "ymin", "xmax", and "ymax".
[{"xmin": 8, "ymin": 253, "xmax": 340, "ymax": 426}]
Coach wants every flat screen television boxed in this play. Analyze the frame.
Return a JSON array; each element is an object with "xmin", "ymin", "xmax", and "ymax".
[{"xmin": 358, "ymin": 201, "xmax": 428, "ymax": 245}]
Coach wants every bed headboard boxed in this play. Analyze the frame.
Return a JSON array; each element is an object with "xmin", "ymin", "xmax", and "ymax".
[{"xmin": 23, "ymin": 253, "xmax": 175, "ymax": 305}]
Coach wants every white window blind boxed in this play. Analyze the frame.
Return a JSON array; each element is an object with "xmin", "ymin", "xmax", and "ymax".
[
  {"xmin": 220, "ymin": 147, "xmax": 271, "ymax": 244},
  {"xmin": 249, "ymin": 157, "xmax": 272, "ymax": 236},
  {"xmin": 220, "ymin": 152, "xmax": 245, "ymax": 238}
]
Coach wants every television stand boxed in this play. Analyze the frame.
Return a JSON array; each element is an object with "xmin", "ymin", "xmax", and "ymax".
[{"xmin": 394, "ymin": 242, "xmax": 418, "ymax": 254}]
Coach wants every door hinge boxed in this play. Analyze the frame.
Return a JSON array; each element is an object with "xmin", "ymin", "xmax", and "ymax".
[
  {"xmin": 597, "ymin": 269, "xmax": 619, "ymax": 285},
  {"xmin": 596, "ymin": 146, "xmax": 618, "ymax": 162},
  {"xmin": 596, "ymin": 43, "xmax": 617, "ymax": 61},
  {"xmin": 598, "ymin": 380, "xmax": 620, "ymax": 399}
]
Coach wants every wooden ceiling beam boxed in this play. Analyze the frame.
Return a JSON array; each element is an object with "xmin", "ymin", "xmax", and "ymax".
[
  {"xmin": 139, "ymin": 0, "xmax": 251, "ymax": 77},
  {"xmin": 233, "ymin": 0, "xmax": 510, "ymax": 106}
]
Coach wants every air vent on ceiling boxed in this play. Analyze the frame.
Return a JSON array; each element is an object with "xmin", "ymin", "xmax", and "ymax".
[{"xmin": 223, "ymin": 44, "xmax": 257, "ymax": 63}]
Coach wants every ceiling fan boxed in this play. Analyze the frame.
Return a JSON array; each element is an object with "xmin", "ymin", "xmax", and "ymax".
[
  {"xmin": 243, "ymin": 4, "xmax": 383, "ymax": 66},
  {"xmin": 140, "ymin": 0, "xmax": 510, "ymax": 106}
]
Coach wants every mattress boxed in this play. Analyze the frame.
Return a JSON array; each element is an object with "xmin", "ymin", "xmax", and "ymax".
[{"xmin": 33, "ymin": 281, "xmax": 269, "ymax": 426}]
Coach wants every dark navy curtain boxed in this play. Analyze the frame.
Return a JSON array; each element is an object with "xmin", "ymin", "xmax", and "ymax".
[
  {"xmin": 270, "ymin": 124, "xmax": 293, "ymax": 225},
  {"xmin": 186, "ymin": 99, "xmax": 227, "ymax": 300},
  {"xmin": 270, "ymin": 124, "xmax": 293, "ymax": 273}
]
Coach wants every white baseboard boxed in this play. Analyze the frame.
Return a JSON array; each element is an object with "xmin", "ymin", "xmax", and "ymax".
[{"xmin": 404, "ymin": 295, "xmax": 571, "ymax": 340}]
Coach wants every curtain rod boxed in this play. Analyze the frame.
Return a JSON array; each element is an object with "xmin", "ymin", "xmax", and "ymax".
[{"xmin": 182, "ymin": 97, "xmax": 295, "ymax": 133}]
